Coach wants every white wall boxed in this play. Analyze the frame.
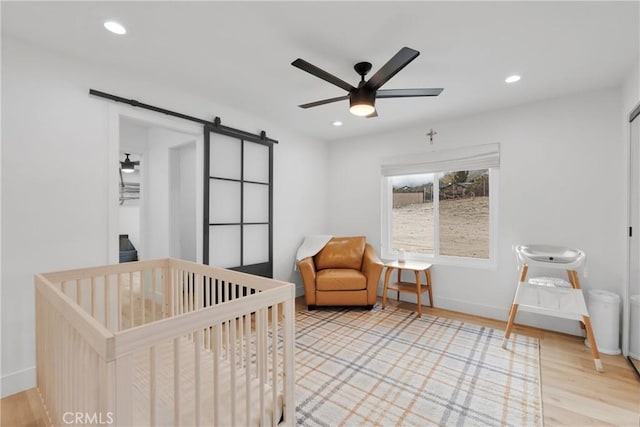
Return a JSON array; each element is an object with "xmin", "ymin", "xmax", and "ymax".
[
  {"xmin": 622, "ymin": 58, "xmax": 640, "ymax": 116},
  {"xmin": 1, "ymin": 36, "xmax": 329, "ymax": 397},
  {"xmin": 326, "ymin": 88, "xmax": 626, "ymax": 335},
  {"xmin": 170, "ymin": 143, "xmax": 197, "ymax": 262},
  {"xmin": 144, "ymin": 127, "xmax": 194, "ymax": 260}
]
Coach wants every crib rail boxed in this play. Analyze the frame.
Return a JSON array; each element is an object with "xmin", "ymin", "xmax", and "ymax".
[{"xmin": 35, "ymin": 258, "xmax": 295, "ymax": 426}]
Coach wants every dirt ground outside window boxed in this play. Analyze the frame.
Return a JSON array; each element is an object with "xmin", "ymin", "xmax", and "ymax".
[{"xmin": 392, "ymin": 196, "xmax": 489, "ymax": 259}]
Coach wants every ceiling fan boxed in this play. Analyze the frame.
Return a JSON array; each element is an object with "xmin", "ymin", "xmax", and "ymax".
[
  {"xmin": 292, "ymin": 47, "xmax": 443, "ymax": 117},
  {"xmin": 120, "ymin": 153, "xmax": 139, "ymax": 173}
]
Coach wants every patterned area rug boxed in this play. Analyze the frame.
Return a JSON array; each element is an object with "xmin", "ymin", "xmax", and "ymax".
[{"xmin": 295, "ymin": 306, "xmax": 542, "ymax": 427}]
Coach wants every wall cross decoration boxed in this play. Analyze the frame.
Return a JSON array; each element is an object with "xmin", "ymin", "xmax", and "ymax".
[{"xmin": 427, "ymin": 128, "xmax": 437, "ymax": 143}]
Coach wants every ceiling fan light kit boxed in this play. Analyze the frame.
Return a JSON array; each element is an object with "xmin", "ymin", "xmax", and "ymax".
[
  {"xmin": 349, "ymin": 89, "xmax": 376, "ymax": 116},
  {"xmin": 292, "ymin": 47, "xmax": 443, "ymax": 118}
]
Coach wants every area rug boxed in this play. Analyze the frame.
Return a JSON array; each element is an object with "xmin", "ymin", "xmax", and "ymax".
[{"xmin": 294, "ymin": 306, "xmax": 542, "ymax": 427}]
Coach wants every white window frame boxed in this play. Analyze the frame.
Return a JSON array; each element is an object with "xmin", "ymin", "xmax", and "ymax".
[{"xmin": 381, "ymin": 144, "xmax": 499, "ymax": 269}]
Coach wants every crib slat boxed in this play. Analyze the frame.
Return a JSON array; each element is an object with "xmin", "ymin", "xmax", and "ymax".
[
  {"xmin": 47, "ymin": 306, "xmax": 55, "ymax": 422},
  {"xmin": 230, "ymin": 318, "xmax": 237, "ymax": 427},
  {"xmin": 174, "ymin": 268, "xmax": 178, "ymax": 316},
  {"xmin": 178, "ymin": 268, "xmax": 182, "ymax": 315},
  {"xmin": 117, "ymin": 274, "xmax": 122, "ymax": 331},
  {"xmin": 283, "ymin": 298, "xmax": 296, "ymax": 424},
  {"xmin": 245, "ymin": 313, "xmax": 252, "ymax": 424},
  {"xmin": 152, "ymin": 269, "xmax": 157, "ymax": 322},
  {"xmin": 101, "ymin": 360, "xmax": 116, "ymax": 426},
  {"xmin": 184, "ymin": 270, "xmax": 188, "ymax": 314},
  {"xmin": 141, "ymin": 271, "xmax": 146, "ymax": 326},
  {"xmin": 71, "ymin": 329, "xmax": 77, "ymax": 414},
  {"xmin": 78, "ymin": 331, "xmax": 84, "ymax": 415},
  {"xmin": 115, "ymin": 354, "xmax": 133, "ymax": 426},
  {"xmin": 224, "ymin": 319, "xmax": 230, "ymax": 359},
  {"xmin": 104, "ymin": 275, "xmax": 110, "ymax": 330},
  {"xmin": 238, "ymin": 312, "xmax": 244, "ymax": 372},
  {"xmin": 195, "ymin": 273, "xmax": 201, "ymax": 311},
  {"xmin": 259, "ymin": 308, "xmax": 267, "ymax": 426},
  {"xmin": 80, "ymin": 340, "xmax": 87, "ymax": 418},
  {"xmin": 76, "ymin": 279, "xmax": 82, "ymax": 306},
  {"xmin": 272, "ymin": 303, "xmax": 279, "ymax": 427},
  {"xmin": 173, "ymin": 337, "xmax": 181, "ymax": 427},
  {"xmin": 170, "ymin": 267, "xmax": 176, "ymax": 317},
  {"xmin": 189, "ymin": 272, "xmax": 193, "ymax": 313},
  {"xmin": 64, "ymin": 320, "xmax": 71, "ymax": 423},
  {"xmin": 194, "ymin": 330, "xmax": 202, "ymax": 426},
  {"xmin": 213, "ymin": 323, "xmax": 220, "ymax": 426},
  {"xmin": 129, "ymin": 271, "xmax": 134, "ymax": 328},
  {"xmin": 181, "ymin": 270, "xmax": 186, "ymax": 314},
  {"xmin": 150, "ymin": 346, "xmax": 157, "ymax": 427},
  {"xmin": 90, "ymin": 276, "xmax": 96, "ymax": 318}
]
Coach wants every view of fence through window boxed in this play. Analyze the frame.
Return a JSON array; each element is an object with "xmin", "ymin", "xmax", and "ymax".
[{"xmin": 391, "ymin": 169, "xmax": 490, "ymax": 259}]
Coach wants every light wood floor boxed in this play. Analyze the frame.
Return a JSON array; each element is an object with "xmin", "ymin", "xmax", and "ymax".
[{"xmin": 3, "ymin": 297, "xmax": 639, "ymax": 426}]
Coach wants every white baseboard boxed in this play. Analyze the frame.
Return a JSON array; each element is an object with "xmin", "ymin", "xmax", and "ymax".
[
  {"xmin": 295, "ymin": 283, "xmax": 305, "ymax": 298},
  {"xmin": 1, "ymin": 366, "xmax": 35, "ymax": 398},
  {"xmin": 379, "ymin": 291, "xmax": 582, "ymax": 336}
]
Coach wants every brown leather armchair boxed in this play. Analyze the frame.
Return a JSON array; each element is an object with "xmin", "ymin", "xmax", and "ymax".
[{"xmin": 298, "ymin": 236, "xmax": 383, "ymax": 310}]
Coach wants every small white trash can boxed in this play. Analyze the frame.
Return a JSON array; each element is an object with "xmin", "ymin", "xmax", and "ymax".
[
  {"xmin": 585, "ymin": 289, "xmax": 621, "ymax": 355},
  {"xmin": 630, "ymin": 294, "xmax": 640, "ymax": 360}
]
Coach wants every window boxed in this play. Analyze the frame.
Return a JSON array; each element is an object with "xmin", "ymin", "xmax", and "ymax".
[{"xmin": 381, "ymin": 144, "xmax": 499, "ymax": 266}]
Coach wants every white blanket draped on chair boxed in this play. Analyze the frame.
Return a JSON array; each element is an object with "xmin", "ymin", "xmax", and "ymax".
[{"xmin": 294, "ymin": 235, "xmax": 333, "ymax": 270}]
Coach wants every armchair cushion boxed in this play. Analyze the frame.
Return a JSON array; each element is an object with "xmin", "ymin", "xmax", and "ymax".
[
  {"xmin": 314, "ymin": 236, "xmax": 365, "ymax": 270},
  {"xmin": 316, "ymin": 269, "xmax": 367, "ymax": 291}
]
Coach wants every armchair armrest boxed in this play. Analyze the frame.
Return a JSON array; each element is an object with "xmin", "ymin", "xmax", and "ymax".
[
  {"xmin": 298, "ymin": 257, "xmax": 317, "ymax": 305},
  {"xmin": 362, "ymin": 244, "xmax": 384, "ymax": 305}
]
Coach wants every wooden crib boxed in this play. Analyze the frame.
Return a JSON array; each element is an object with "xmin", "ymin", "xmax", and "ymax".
[{"xmin": 35, "ymin": 258, "xmax": 295, "ymax": 426}]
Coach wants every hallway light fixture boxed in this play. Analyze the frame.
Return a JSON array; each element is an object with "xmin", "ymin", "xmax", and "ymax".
[{"xmin": 120, "ymin": 153, "xmax": 138, "ymax": 173}]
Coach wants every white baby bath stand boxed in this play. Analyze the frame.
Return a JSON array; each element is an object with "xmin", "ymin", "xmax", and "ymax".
[{"xmin": 502, "ymin": 245, "xmax": 603, "ymax": 372}]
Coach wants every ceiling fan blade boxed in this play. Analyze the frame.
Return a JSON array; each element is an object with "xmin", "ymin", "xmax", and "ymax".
[
  {"xmin": 365, "ymin": 110, "xmax": 378, "ymax": 119},
  {"xmin": 299, "ymin": 95, "xmax": 349, "ymax": 109},
  {"xmin": 292, "ymin": 58, "xmax": 355, "ymax": 92},
  {"xmin": 364, "ymin": 47, "xmax": 420, "ymax": 91},
  {"xmin": 132, "ymin": 161, "xmax": 140, "ymax": 166},
  {"xmin": 376, "ymin": 88, "xmax": 443, "ymax": 98}
]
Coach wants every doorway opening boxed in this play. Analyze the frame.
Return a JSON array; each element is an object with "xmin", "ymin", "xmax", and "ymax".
[{"xmin": 111, "ymin": 108, "xmax": 203, "ymax": 265}]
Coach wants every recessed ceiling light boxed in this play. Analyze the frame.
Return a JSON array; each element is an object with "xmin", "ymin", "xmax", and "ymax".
[
  {"xmin": 332, "ymin": 121, "xmax": 343, "ymax": 127},
  {"xmin": 104, "ymin": 21, "xmax": 126, "ymax": 35},
  {"xmin": 505, "ymin": 75, "xmax": 521, "ymax": 83}
]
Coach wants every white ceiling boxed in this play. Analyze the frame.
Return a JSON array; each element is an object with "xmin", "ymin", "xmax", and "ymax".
[{"xmin": 2, "ymin": 1, "xmax": 638, "ymax": 142}]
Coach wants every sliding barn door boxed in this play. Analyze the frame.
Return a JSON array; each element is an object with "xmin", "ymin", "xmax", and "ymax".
[{"xmin": 203, "ymin": 126, "xmax": 273, "ymax": 277}]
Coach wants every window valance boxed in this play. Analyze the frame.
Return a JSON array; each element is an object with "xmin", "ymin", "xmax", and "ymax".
[{"xmin": 381, "ymin": 143, "xmax": 500, "ymax": 176}]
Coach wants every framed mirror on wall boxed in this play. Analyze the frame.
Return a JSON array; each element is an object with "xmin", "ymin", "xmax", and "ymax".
[{"xmin": 627, "ymin": 102, "xmax": 640, "ymax": 377}]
